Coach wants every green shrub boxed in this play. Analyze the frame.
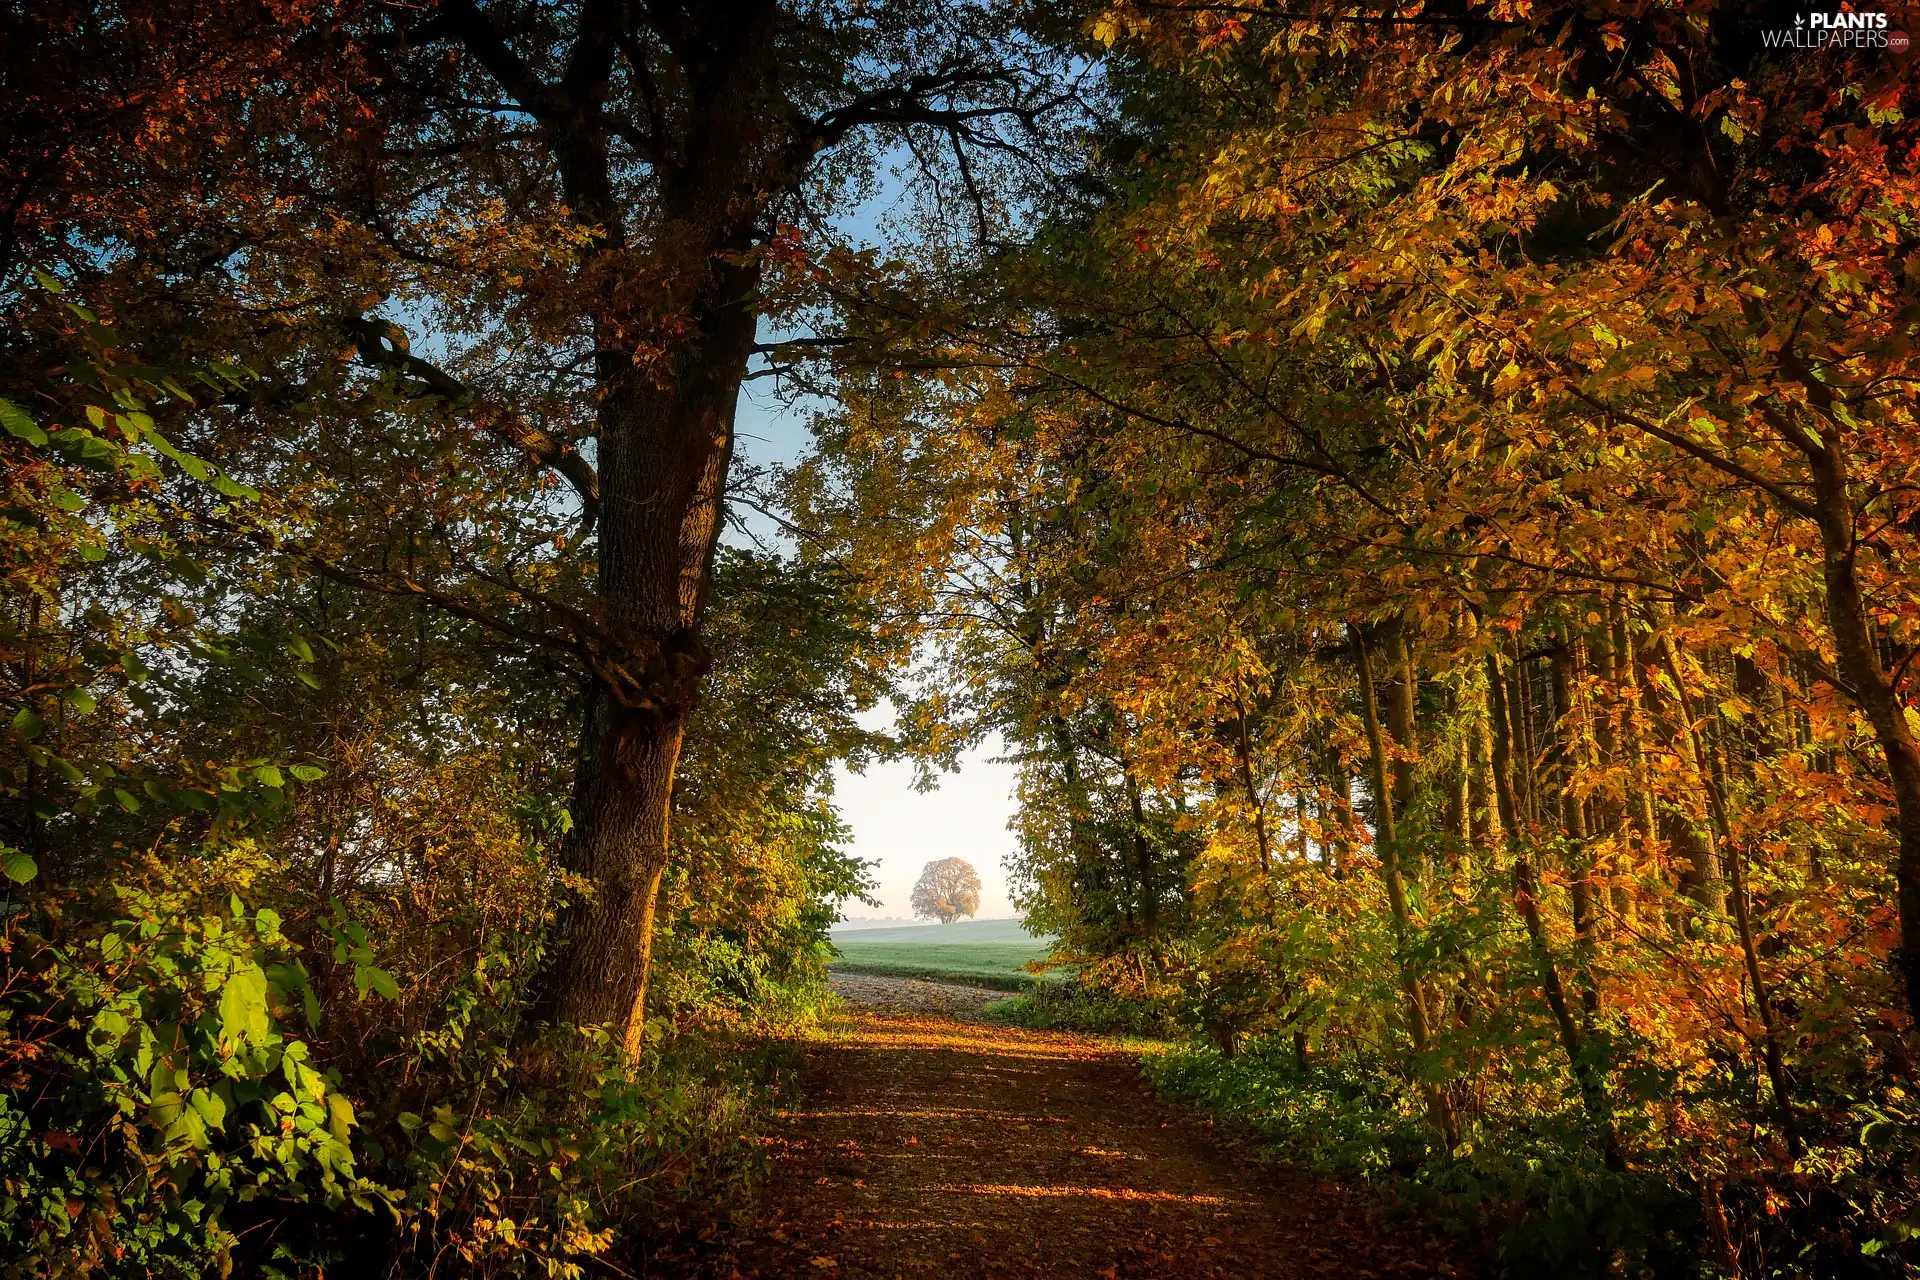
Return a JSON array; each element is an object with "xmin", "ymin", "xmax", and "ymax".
[
  {"xmin": 988, "ymin": 982, "xmax": 1176, "ymax": 1038},
  {"xmin": 373, "ymin": 931, "xmax": 779, "ymax": 1278},
  {"xmin": 1144, "ymin": 1035, "xmax": 1920, "ymax": 1277},
  {"xmin": 1141, "ymin": 1038, "xmax": 1707, "ymax": 1277},
  {"xmin": 0, "ymin": 852, "xmax": 393, "ymax": 1277},
  {"xmin": 0, "ymin": 850, "xmax": 793, "ymax": 1279}
]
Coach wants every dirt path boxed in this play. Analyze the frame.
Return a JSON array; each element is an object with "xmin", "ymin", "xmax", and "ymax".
[{"xmin": 714, "ymin": 974, "xmax": 1466, "ymax": 1279}]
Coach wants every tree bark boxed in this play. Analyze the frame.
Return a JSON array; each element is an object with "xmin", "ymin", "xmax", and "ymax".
[
  {"xmin": 1550, "ymin": 638, "xmax": 1600, "ymax": 1017},
  {"xmin": 1125, "ymin": 767, "xmax": 1162, "ymax": 971},
  {"xmin": 528, "ymin": 320, "xmax": 750, "ymax": 1052},
  {"xmin": 1233, "ymin": 687, "xmax": 1272, "ymax": 871},
  {"xmin": 1487, "ymin": 649, "xmax": 1623, "ymax": 1169},
  {"xmin": 1638, "ymin": 619, "xmax": 1727, "ymax": 917},
  {"xmin": 456, "ymin": 0, "xmax": 796, "ymax": 1054},
  {"xmin": 1805, "ymin": 429, "xmax": 1920, "ymax": 1022},
  {"xmin": 1353, "ymin": 625, "xmax": 1458, "ymax": 1148}
]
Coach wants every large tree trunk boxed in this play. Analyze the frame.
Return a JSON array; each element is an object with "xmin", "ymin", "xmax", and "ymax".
[
  {"xmin": 508, "ymin": 0, "xmax": 777, "ymax": 1052},
  {"xmin": 1806, "ymin": 431, "xmax": 1920, "ymax": 1023},
  {"xmin": 526, "ymin": 250, "xmax": 757, "ymax": 1054},
  {"xmin": 535, "ymin": 692, "xmax": 683, "ymax": 1052}
]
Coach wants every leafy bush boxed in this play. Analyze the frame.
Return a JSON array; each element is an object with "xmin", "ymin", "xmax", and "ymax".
[
  {"xmin": 1142, "ymin": 1036, "xmax": 1920, "ymax": 1279},
  {"xmin": 988, "ymin": 982, "xmax": 1177, "ymax": 1039},
  {"xmin": 0, "ymin": 852, "xmax": 391, "ymax": 1277},
  {"xmin": 372, "ymin": 943, "xmax": 780, "ymax": 1279},
  {"xmin": 0, "ymin": 845, "xmax": 796, "ymax": 1279}
]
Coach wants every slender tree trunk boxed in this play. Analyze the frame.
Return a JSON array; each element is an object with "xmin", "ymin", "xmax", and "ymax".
[
  {"xmin": 1488, "ymin": 649, "xmax": 1622, "ymax": 1169},
  {"xmin": 1662, "ymin": 640, "xmax": 1798, "ymax": 1144},
  {"xmin": 1471, "ymin": 672, "xmax": 1501, "ymax": 846},
  {"xmin": 1327, "ymin": 748, "xmax": 1353, "ymax": 877},
  {"xmin": 1611, "ymin": 602, "xmax": 1661, "ymax": 852},
  {"xmin": 1387, "ymin": 622, "xmax": 1421, "ymax": 880},
  {"xmin": 1589, "ymin": 623, "xmax": 1632, "ymax": 924},
  {"xmin": 1639, "ymin": 619, "xmax": 1727, "ymax": 916},
  {"xmin": 1805, "ymin": 431, "xmax": 1920, "ymax": 1022},
  {"xmin": 1514, "ymin": 656, "xmax": 1542, "ymax": 827},
  {"xmin": 1354, "ymin": 625, "xmax": 1458, "ymax": 1148},
  {"xmin": 1551, "ymin": 639, "xmax": 1601, "ymax": 1017},
  {"xmin": 1295, "ymin": 786, "xmax": 1312, "ymax": 862},
  {"xmin": 1125, "ymin": 768, "xmax": 1160, "ymax": 969},
  {"xmin": 1234, "ymin": 689, "xmax": 1272, "ymax": 871},
  {"xmin": 1449, "ymin": 701, "xmax": 1471, "ymax": 846}
]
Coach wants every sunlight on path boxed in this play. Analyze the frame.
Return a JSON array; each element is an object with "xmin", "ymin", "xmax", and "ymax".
[{"xmin": 714, "ymin": 976, "xmax": 1468, "ymax": 1279}]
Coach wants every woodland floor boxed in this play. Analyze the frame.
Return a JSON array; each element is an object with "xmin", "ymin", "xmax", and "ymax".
[{"xmin": 707, "ymin": 974, "xmax": 1472, "ymax": 1280}]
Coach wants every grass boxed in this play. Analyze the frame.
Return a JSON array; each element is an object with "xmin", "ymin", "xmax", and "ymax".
[{"xmin": 827, "ymin": 918, "xmax": 1059, "ymax": 991}]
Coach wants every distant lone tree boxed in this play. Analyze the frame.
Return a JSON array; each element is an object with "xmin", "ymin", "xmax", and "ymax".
[{"xmin": 911, "ymin": 858, "xmax": 982, "ymax": 924}]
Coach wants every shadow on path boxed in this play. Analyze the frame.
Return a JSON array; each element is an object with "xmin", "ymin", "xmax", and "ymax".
[{"xmin": 715, "ymin": 977, "xmax": 1467, "ymax": 1279}]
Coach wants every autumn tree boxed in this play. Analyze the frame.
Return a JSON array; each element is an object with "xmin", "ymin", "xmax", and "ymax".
[
  {"xmin": 786, "ymin": 0, "xmax": 1920, "ymax": 1266},
  {"xmin": 911, "ymin": 857, "xmax": 982, "ymax": 924},
  {"xmin": 3, "ymin": 0, "xmax": 1088, "ymax": 1055}
]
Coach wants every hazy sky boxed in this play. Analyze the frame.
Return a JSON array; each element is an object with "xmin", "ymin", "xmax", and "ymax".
[
  {"xmin": 731, "ymin": 362, "xmax": 1023, "ymax": 923},
  {"xmin": 830, "ymin": 728, "xmax": 1022, "ymax": 920}
]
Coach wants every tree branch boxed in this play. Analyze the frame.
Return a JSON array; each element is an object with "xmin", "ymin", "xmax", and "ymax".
[{"xmin": 339, "ymin": 315, "xmax": 601, "ymax": 520}]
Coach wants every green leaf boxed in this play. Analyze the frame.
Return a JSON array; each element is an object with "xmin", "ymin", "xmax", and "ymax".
[
  {"xmin": 288, "ymin": 636, "xmax": 315, "ymax": 663},
  {"xmin": 112, "ymin": 787, "xmax": 140, "ymax": 812},
  {"xmin": 189, "ymin": 1087, "xmax": 227, "ymax": 1131},
  {"xmin": 0, "ymin": 397, "xmax": 47, "ymax": 446},
  {"xmin": 328, "ymin": 1093, "xmax": 356, "ymax": 1143},
  {"xmin": 63, "ymin": 687, "xmax": 97, "ymax": 714},
  {"xmin": 2, "ymin": 849, "xmax": 37, "ymax": 885},
  {"xmin": 31, "ymin": 269, "xmax": 63, "ymax": 294},
  {"xmin": 288, "ymin": 764, "xmax": 326, "ymax": 783},
  {"xmin": 218, "ymin": 964, "xmax": 271, "ymax": 1048},
  {"xmin": 166, "ymin": 555, "xmax": 208, "ymax": 586},
  {"xmin": 12, "ymin": 708, "xmax": 43, "ymax": 740},
  {"xmin": 254, "ymin": 764, "xmax": 284, "ymax": 788},
  {"xmin": 147, "ymin": 431, "xmax": 210, "ymax": 481},
  {"xmin": 265, "ymin": 960, "xmax": 305, "ymax": 992},
  {"xmin": 354, "ymin": 965, "xmax": 399, "ymax": 1001},
  {"xmin": 296, "ymin": 670, "xmax": 324, "ymax": 690},
  {"xmin": 50, "ymin": 488, "xmax": 86, "ymax": 512},
  {"xmin": 74, "ymin": 432, "xmax": 119, "ymax": 463},
  {"xmin": 210, "ymin": 473, "xmax": 259, "ymax": 501}
]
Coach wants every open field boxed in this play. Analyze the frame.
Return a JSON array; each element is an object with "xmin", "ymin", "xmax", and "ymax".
[{"xmin": 827, "ymin": 917, "xmax": 1058, "ymax": 990}]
